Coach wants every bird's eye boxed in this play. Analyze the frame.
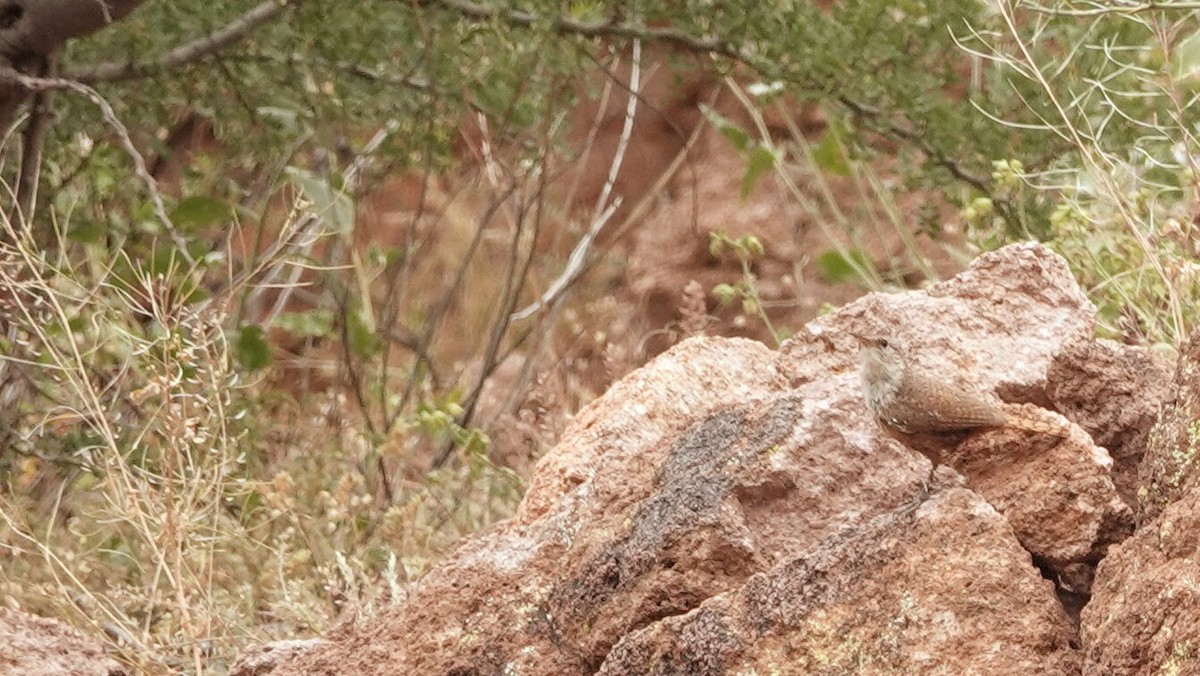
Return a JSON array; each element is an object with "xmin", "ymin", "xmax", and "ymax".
[{"xmin": 878, "ymin": 339, "xmax": 889, "ymax": 348}]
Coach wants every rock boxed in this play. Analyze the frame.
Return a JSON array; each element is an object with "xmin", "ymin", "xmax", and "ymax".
[
  {"xmin": 1137, "ymin": 328, "xmax": 1200, "ymax": 522},
  {"xmin": 1047, "ymin": 338, "xmax": 1171, "ymax": 506},
  {"xmin": 598, "ymin": 489, "xmax": 1078, "ymax": 675},
  {"xmin": 518, "ymin": 336, "xmax": 786, "ymax": 522},
  {"xmin": 1082, "ymin": 485, "xmax": 1200, "ymax": 674},
  {"xmin": 784, "ymin": 243, "xmax": 1133, "ymax": 570},
  {"xmin": 230, "ymin": 640, "xmax": 327, "ymax": 676},
  {"xmin": 251, "ymin": 243, "xmax": 1139, "ymax": 673},
  {"xmin": 940, "ymin": 409, "xmax": 1133, "ymax": 567},
  {"xmin": 1079, "ymin": 328, "xmax": 1200, "ymax": 674},
  {"xmin": 0, "ymin": 607, "xmax": 125, "ymax": 676}
]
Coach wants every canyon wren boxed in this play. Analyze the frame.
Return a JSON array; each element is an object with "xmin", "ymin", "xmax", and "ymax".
[{"xmin": 853, "ymin": 333, "xmax": 1068, "ymax": 486}]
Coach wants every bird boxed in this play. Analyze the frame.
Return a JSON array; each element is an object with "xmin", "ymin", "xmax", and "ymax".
[{"xmin": 852, "ymin": 332, "xmax": 1067, "ymax": 497}]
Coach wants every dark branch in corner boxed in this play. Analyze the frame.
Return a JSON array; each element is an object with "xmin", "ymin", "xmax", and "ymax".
[
  {"xmin": 67, "ymin": 0, "xmax": 302, "ymax": 83},
  {"xmin": 835, "ymin": 97, "xmax": 983, "ymax": 192},
  {"xmin": 837, "ymin": 97, "xmax": 1009, "ymax": 215}
]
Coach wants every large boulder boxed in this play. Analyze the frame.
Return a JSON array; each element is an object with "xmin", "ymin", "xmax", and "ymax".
[{"xmin": 239, "ymin": 243, "xmax": 1158, "ymax": 674}]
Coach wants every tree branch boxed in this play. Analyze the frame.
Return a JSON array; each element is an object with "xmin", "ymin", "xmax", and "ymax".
[
  {"xmin": 67, "ymin": 0, "xmax": 301, "ymax": 83},
  {"xmin": 12, "ymin": 52, "xmax": 57, "ymax": 229},
  {"xmin": 422, "ymin": 0, "xmax": 757, "ymax": 64},
  {"xmin": 0, "ymin": 67, "xmax": 191, "ymax": 258},
  {"xmin": 424, "ymin": 0, "xmax": 995, "ymax": 204},
  {"xmin": 2, "ymin": 0, "xmax": 144, "ymax": 55}
]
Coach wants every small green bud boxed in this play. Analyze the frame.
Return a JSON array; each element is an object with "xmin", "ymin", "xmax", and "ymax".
[
  {"xmin": 708, "ymin": 232, "xmax": 726, "ymax": 257},
  {"xmin": 712, "ymin": 283, "xmax": 737, "ymax": 305},
  {"xmin": 743, "ymin": 235, "xmax": 765, "ymax": 256}
]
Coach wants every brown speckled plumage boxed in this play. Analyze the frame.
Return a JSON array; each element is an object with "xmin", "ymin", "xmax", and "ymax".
[{"xmin": 854, "ymin": 333, "xmax": 1067, "ymax": 439}]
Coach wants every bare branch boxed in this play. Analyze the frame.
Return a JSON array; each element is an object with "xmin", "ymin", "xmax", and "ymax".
[
  {"xmin": 511, "ymin": 40, "xmax": 643, "ymax": 321},
  {"xmin": 0, "ymin": 67, "xmax": 191, "ymax": 260},
  {"xmin": 12, "ymin": 52, "xmax": 56, "ymax": 228},
  {"xmin": 836, "ymin": 96, "xmax": 996, "ymax": 201}
]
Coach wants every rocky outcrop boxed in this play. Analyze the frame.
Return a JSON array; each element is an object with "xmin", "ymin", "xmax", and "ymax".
[
  {"xmin": 782, "ymin": 243, "xmax": 1133, "ymax": 574},
  {"xmin": 1135, "ymin": 329, "xmax": 1200, "ymax": 523},
  {"xmin": 237, "ymin": 243, "xmax": 1167, "ymax": 675},
  {"xmin": 0, "ymin": 607, "xmax": 125, "ymax": 676},
  {"xmin": 1080, "ymin": 328, "xmax": 1200, "ymax": 674},
  {"xmin": 598, "ymin": 489, "xmax": 1078, "ymax": 675}
]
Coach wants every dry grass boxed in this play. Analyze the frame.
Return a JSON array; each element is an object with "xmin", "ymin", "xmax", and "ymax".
[
  {"xmin": 0, "ymin": 46, "xmax": 645, "ymax": 675},
  {"xmin": 0, "ymin": 183, "xmax": 530, "ymax": 672},
  {"xmin": 10, "ymin": 10, "xmax": 1194, "ymax": 671},
  {"xmin": 960, "ymin": 0, "xmax": 1200, "ymax": 344}
]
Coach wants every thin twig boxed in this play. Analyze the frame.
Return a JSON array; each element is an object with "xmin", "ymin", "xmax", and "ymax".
[
  {"xmin": 1024, "ymin": 0, "xmax": 1200, "ymax": 17},
  {"xmin": 510, "ymin": 40, "xmax": 643, "ymax": 321},
  {"xmin": 994, "ymin": 0, "xmax": 1185, "ymax": 337}
]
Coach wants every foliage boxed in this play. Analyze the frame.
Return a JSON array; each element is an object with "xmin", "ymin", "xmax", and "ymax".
[
  {"xmin": 0, "ymin": 214, "xmax": 523, "ymax": 672},
  {"xmin": 709, "ymin": 230, "xmax": 786, "ymax": 345},
  {"xmin": 958, "ymin": 1, "xmax": 1200, "ymax": 344}
]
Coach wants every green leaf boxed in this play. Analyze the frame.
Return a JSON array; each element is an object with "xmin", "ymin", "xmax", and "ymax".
[
  {"xmin": 712, "ymin": 283, "xmax": 737, "ymax": 305},
  {"xmin": 273, "ymin": 309, "xmax": 335, "ymax": 338},
  {"xmin": 700, "ymin": 104, "xmax": 751, "ymax": 152},
  {"xmin": 742, "ymin": 235, "xmax": 764, "ymax": 256},
  {"xmin": 236, "ymin": 325, "xmax": 272, "ymax": 371},
  {"xmin": 1172, "ymin": 29, "xmax": 1200, "ymax": 80},
  {"xmin": 257, "ymin": 106, "xmax": 302, "ymax": 129},
  {"xmin": 171, "ymin": 195, "xmax": 231, "ymax": 230},
  {"xmin": 67, "ymin": 220, "xmax": 107, "ymax": 245},
  {"xmin": 179, "ymin": 285, "xmax": 210, "ymax": 306},
  {"xmin": 708, "ymin": 231, "xmax": 727, "ymax": 257},
  {"xmin": 813, "ymin": 124, "xmax": 851, "ymax": 176},
  {"xmin": 741, "ymin": 145, "xmax": 779, "ymax": 198},
  {"xmin": 285, "ymin": 166, "xmax": 355, "ymax": 234},
  {"xmin": 815, "ymin": 249, "xmax": 870, "ymax": 284},
  {"xmin": 347, "ymin": 309, "xmax": 382, "ymax": 358},
  {"xmin": 145, "ymin": 245, "xmax": 187, "ymax": 277}
]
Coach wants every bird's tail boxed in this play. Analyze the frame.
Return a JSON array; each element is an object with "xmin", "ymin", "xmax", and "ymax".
[{"xmin": 1001, "ymin": 405, "xmax": 1071, "ymax": 438}]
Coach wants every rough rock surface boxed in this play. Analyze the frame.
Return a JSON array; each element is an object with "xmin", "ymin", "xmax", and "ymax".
[
  {"xmin": 244, "ymin": 243, "xmax": 1155, "ymax": 675},
  {"xmin": 1082, "ymin": 485, "xmax": 1200, "ymax": 675},
  {"xmin": 1047, "ymin": 338, "xmax": 1171, "ymax": 506},
  {"xmin": 781, "ymin": 243, "xmax": 1134, "ymax": 571},
  {"xmin": 1137, "ymin": 328, "xmax": 1200, "ymax": 523},
  {"xmin": 598, "ymin": 489, "xmax": 1078, "ymax": 675},
  {"xmin": 230, "ymin": 639, "xmax": 329, "ymax": 676},
  {"xmin": 1081, "ymin": 327, "xmax": 1200, "ymax": 674},
  {"xmin": 0, "ymin": 607, "xmax": 125, "ymax": 676}
]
